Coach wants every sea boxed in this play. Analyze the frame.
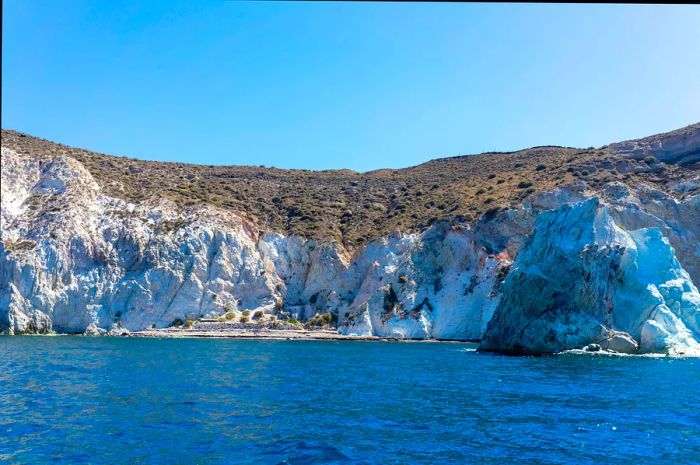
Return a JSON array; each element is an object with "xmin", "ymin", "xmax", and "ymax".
[{"xmin": 1, "ymin": 337, "xmax": 699, "ymax": 465}]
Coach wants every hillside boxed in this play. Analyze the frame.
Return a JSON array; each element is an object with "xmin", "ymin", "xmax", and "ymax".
[
  {"xmin": 2, "ymin": 123, "xmax": 700, "ymax": 354},
  {"xmin": 3, "ymin": 125, "xmax": 697, "ymax": 249}
]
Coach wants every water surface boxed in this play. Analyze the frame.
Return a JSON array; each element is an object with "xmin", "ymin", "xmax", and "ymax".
[{"xmin": 1, "ymin": 337, "xmax": 699, "ymax": 464}]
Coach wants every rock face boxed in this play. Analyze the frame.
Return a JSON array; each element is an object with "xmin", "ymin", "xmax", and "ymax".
[
  {"xmin": 479, "ymin": 199, "xmax": 700, "ymax": 355},
  {"xmin": 0, "ymin": 147, "xmax": 506, "ymax": 338},
  {"xmin": 337, "ymin": 224, "xmax": 505, "ymax": 340},
  {"xmin": 2, "ymin": 126, "xmax": 700, "ymax": 356},
  {"xmin": 608, "ymin": 123, "xmax": 700, "ymax": 165}
]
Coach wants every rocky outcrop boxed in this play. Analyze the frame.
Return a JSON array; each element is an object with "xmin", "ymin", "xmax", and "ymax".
[
  {"xmin": 479, "ymin": 199, "xmax": 700, "ymax": 355},
  {"xmin": 598, "ymin": 181, "xmax": 700, "ymax": 284},
  {"xmin": 608, "ymin": 122, "xmax": 700, "ymax": 165},
  {"xmin": 338, "ymin": 224, "xmax": 506, "ymax": 340}
]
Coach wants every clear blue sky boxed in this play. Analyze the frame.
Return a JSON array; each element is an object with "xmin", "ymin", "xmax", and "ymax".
[{"xmin": 3, "ymin": 2, "xmax": 699, "ymax": 171}]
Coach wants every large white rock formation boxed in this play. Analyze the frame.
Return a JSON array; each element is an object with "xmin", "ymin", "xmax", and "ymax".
[
  {"xmin": 479, "ymin": 199, "xmax": 700, "ymax": 355},
  {"xmin": 0, "ymin": 147, "xmax": 504, "ymax": 338}
]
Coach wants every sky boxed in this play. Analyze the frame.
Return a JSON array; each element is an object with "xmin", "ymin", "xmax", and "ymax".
[{"xmin": 3, "ymin": 2, "xmax": 700, "ymax": 171}]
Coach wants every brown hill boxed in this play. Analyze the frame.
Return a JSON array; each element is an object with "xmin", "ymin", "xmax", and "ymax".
[{"xmin": 2, "ymin": 124, "xmax": 698, "ymax": 249}]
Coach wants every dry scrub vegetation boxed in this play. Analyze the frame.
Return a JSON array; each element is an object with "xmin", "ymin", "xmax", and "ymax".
[{"xmin": 2, "ymin": 129, "xmax": 696, "ymax": 249}]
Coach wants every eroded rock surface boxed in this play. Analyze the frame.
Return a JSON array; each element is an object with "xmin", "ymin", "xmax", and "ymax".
[
  {"xmin": 0, "ymin": 147, "xmax": 507, "ymax": 337},
  {"xmin": 479, "ymin": 199, "xmax": 700, "ymax": 355}
]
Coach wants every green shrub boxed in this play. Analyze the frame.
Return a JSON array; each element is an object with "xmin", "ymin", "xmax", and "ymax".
[
  {"xmin": 517, "ymin": 180, "xmax": 533, "ymax": 189},
  {"xmin": 304, "ymin": 312, "xmax": 335, "ymax": 329}
]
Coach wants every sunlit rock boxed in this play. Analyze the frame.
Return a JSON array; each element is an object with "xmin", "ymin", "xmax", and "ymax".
[{"xmin": 479, "ymin": 199, "xmax": 700, "ymax": 355}]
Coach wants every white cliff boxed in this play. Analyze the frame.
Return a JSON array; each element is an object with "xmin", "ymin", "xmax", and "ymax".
[
  {"xmin": 338, "ymin": 224, "xmax": 504, "ymax": 340},
  {"xmin": 479, "ymin": 199, "xmax": 700, "ymax": 355},
  {"xmin": 0, "ymin": 147, "xmax": 505, "ymax": 338}
]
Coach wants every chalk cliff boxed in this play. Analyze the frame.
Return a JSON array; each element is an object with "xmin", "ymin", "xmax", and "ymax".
[
  {"xmin": 478, "ymin": 199, "xmax": 700, "ymax": 355},
  {"xmin": 0, "ymin": 144, "xmax": 504, "ymax": 339}
]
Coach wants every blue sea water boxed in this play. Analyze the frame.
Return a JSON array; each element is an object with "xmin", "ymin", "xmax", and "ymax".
[{"xmin": 1, "ymin": 337, "xmax": 699, "ymax": 465}]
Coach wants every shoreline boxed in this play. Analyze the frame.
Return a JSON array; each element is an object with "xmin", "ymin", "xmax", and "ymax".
[
  {"xmin": 5, "ymin": 331, "xmax": 698, "ymax": 357},
  {"xmin": 2, "ymin": 326, "xmax": 478, "ymax": 343},
  {"xmin": 129, "ymin": 327, "xmax": 477, "ymax": 343}
]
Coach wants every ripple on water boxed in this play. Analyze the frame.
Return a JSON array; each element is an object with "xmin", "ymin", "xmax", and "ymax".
[{"xmin": 1, "ymin": 337, "xmax": 699, "ymax": 465}]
